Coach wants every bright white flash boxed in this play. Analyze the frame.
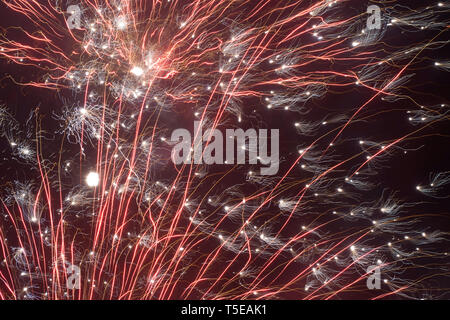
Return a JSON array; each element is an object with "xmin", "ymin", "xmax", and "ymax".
[
  {"xmin": 116, "ymin": 17, "xmax": 127, "ymax": 30},
  {"xmin": 131, "ymin": 66, "xmax": 144, "ymax": 77},
  {"xmin": 86, "ymin": 172, "xmax": 100, "ymax": 187}
]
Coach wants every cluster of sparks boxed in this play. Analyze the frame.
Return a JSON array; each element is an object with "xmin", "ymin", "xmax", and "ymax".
[{"xmin": 0, "ymin": 0, "xmax": 449, "ymax": 300}]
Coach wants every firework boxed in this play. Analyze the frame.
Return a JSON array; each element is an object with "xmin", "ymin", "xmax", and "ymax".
[{"xmin": 0, "ymin": 0, "xmax": 449, "ymax": 300}]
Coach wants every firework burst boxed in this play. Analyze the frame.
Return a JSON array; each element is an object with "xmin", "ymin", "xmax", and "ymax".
[{"xmin": 0, "ymin": 0, "xmax": 449, "ymax": 300}]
